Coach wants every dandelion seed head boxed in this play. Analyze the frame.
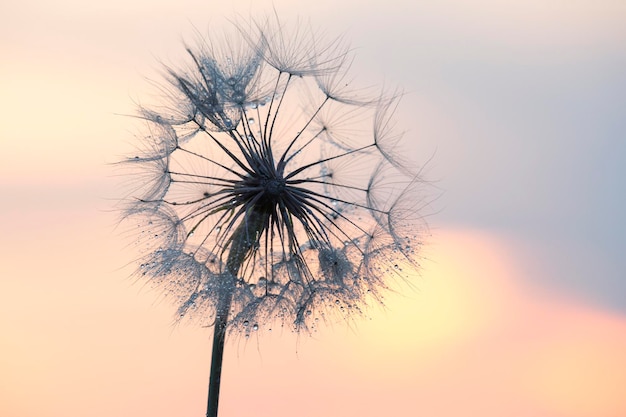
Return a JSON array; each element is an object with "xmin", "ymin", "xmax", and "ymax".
[{"xmin": 120, "ymin": 16, "xmax": 428, "ymax": 336}]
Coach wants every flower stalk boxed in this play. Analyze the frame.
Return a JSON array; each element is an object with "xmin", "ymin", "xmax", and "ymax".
[
  {"xmin": 207, "ymin": 209, "xmax": 266, "ymax": 416},
  {"xmin": 207, "ymin": 292, "xmax": 230, "ymax": 417}
]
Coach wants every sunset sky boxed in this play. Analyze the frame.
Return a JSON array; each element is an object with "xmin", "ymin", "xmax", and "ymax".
[{"xmin": 1, "ymin": 1, "xmax": 625, "ymax": 416}]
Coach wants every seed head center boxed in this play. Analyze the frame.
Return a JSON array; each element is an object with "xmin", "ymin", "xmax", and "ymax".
[{"xmin": 263, "ymin": 177, "xmax": 285, "ymax": 197}]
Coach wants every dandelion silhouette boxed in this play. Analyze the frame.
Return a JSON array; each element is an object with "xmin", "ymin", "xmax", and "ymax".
[{"xmin": 120, "ymin": 16, "xmax": 427, "ymax": 417}]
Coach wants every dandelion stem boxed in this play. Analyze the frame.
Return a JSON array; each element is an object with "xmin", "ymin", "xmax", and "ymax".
[
  {"xmin": 206, "ymin": 292, "xmax": 232, "ymax": 417},
  {"xmin": 206, "ymin": 209, "xmax": 266, "ymax": 417}
]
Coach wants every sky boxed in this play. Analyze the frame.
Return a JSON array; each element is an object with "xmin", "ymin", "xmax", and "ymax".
[{"xmin": 1, "ymin": 1, "xmax": 625, "ymax": 416}]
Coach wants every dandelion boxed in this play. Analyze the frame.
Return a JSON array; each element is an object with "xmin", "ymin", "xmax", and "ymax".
[{"xmin": 120, "ymin": 16, "xmax": 428, "ymax": 417}]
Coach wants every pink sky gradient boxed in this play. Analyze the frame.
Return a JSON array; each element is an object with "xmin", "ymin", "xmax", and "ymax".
[{"xmin": 1, "ymin": 215, "xmax": 625, "ymax": 416}]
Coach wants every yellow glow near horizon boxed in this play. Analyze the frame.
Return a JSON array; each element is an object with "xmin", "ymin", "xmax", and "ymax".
[
  {"xmin": 341, "ymin": 229, "xmax": 514, "ymax": 361},
  {"xmin": 312, "ymin": 229, "xmax": 626, "ymax": 417}
]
